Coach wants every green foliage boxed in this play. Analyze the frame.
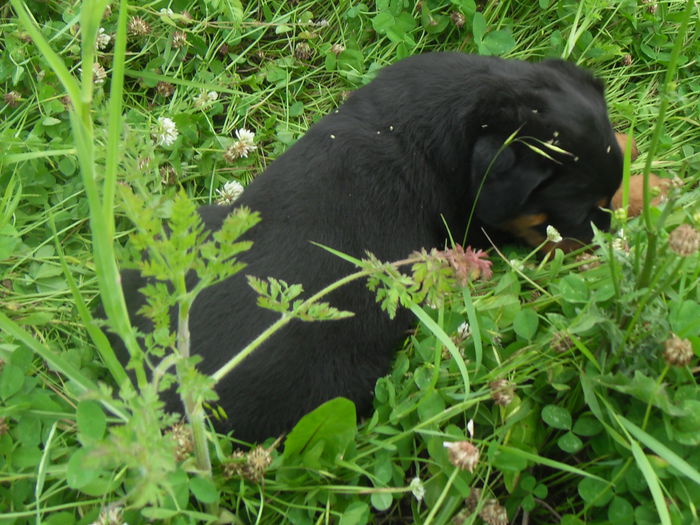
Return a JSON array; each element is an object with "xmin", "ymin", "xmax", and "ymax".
[
  {"xmin": 247, "ymin": 275, "xmax": 353, "ymax": 321},
  {"xmin": 1, "ymin": 0, "xmax": 700, "ymax": 523}
]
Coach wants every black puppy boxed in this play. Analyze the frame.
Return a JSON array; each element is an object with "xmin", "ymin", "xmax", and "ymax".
[{"xmin": 114, "ymin": 53, "xmax": 622, "ymax": 443}]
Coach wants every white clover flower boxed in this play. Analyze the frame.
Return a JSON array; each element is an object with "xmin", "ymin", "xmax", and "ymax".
[
  {"xmin": 195, "ymin": 90, "xmax": 219, "ymax": 108},
  {"xmin": 92, "ymin": 62, "xmax": 107, "ymax": 85},
  {"xmin": 443, "ymin": 440, "xmax": 480, "ymax": 472},
  {"xmin": 89, "ymin": 504, "xmax": 126, "ymax": 525},
  {"xmin": 235, "ymin": 128, "xmax": 256, "ymax": 150},
  {"xmin": 457, "ymin": 321, "xmax": 471, "ymax": 340},
  {"xmin": 224, "ymin": 128, "xmax": 257, "ymax": 161},
  {"xmin": 96, "ymin": 28, "xmax": 111, "ymax": 50},
  {"xmin": 409, "ymin": 477, "xmax": 425, "ymax": 501},
  {"xmin": 154, "ymin": 117, "xmax": 178, "ymax": 147},
  {"xmin": 546, "ymin": 225, "xmax": 563, "ymax": 243},
  {"xmin": 216, "ymin": 180, "xmax": 245, "ymax": 205}
]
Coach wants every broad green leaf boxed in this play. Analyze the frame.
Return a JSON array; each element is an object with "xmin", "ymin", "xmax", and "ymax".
[
  {"xmin": 481, "ymin": 30, "xmax": 517, "ymax": 55},
  {"xmin": 669, "ymin": 300, "xmax": 700, "ymax": 338},
  {"xmin": 472, "ymin": 11, "xmax": 487, "ymax": 43},
  {"xmin": 608, "ymin": 496, "xmax": 634, "ymax": 525},
  {"xmin": 370, "ymin": 492, "xmax": 393, "ymax": 511},
  {"xmin": 190, "ymin": 476, "xmax": 218, "ymax": 504},
  {"xmin": 556, "ymin": 274, "xmax": 590, "ymax": 303},
  {"xmin": 339, "ymin": 501, "xmax": 370, "ymax": 525},
  {"xmin": 77, "ymin": 400, "xmax": 107, "ymax": 442},
  {"xmin": 283, "ymin": 397, "xmax": 357, "ymax": 466},
  {"xmin": 577, "ymin": 477, "xmax": 612, "ymax": 507},
  {"xmin": 573, "ymin": 415, "xmax": 603, "ymax": 437},
  {"xmin": 557, "ymin": 431, "xmax": 583, "ymax": 453},
  {"xmin": 0, "ymin": 363, "xmax": 25, "ymax": 399},
  {"xmin": 541, "ymin": 405, "xmax": 572, "ymax": 430},
  {"xmin": 513, "ymin": 308, "xmax": 538, "ymax": 341},
  {"xmin": 66, "ymin": 449, "xmax": 98, "ymax": 489}
]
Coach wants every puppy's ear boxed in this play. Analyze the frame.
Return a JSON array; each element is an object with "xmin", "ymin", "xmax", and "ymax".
[{"xmin": 470, "ymin": 135, "xmax": 553, "ymax": 226}]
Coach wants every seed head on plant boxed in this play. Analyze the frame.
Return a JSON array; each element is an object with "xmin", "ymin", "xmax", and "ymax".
[
  {"xmin": 96, "ymin": 28, "xmax": 111, "ymax": 50},
  {"xmin": 3, "ymin": 91, "xmax": 21, "ymax": 108},
  {"xmin": 576, "ymin": 252, "xmax": 601, "ymax": 271},
  {"xmin": 663, "ymin": 334, "xmax": 694, "ymax": 367},
  {"xmin": 551, "ymin": 331, "xmax": 574, "ymax": 353},
  {"xmin": 92, "ymin": 63, "xmax": 107, "ymax": 85},
  {"xmin": 480, "ymin": 499, "xmax": 508, "ymax": 525},
  {"xmin": 156, "ymin": 81, "xmax": 174, "ymax": 98},
  {"xmin": 167, "ymin": 421, "xmax": 193, "ymax": 462},
  {"xmin": 456, "ymin": 321, "xmax": 471, "ymax": 341},
  {"xmin": 440, "ymin": 245, "xmax": 493, "ymax": 284},
  {"xmin": 450, "ymin": 11, "xmax": 466, "ymax": 28},
  {"xmin": 489, "ymin": 379, "xmax": 515, "ymax": 406},
  {"xmin": 223, "ymin": 445, "xmax": 273, "ymax": 482},
  {"xmin": 89, "ymin": 504, "xmax": 125, "ymax": 525},
  {"xmin": 294, "ymin": 42, "xmax": 313, "ymax": 61},
  {"xmin": 443, "ymin": 440, "xmax": 480, "ymax": 472},
  {"xmin": 159, "ymin": 164, "xmax": 177, "ymax": 185},
  {"xmin": 172, "ymin": 31, "xmax": 187, "ymax": 49},
  {"xmin": 128, "ymin": 16, "xmax": 151, "ymax": 37}
]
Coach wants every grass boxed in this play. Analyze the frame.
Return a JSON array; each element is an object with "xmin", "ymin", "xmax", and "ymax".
[{"xmin": 1, "ymin": 0, "xmax": 700, "ymax": 524}]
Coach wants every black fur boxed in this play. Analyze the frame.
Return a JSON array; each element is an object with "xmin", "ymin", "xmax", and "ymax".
[{"xmin": 112, "ymin": 53, "xmax": 622, "ymax": 443}]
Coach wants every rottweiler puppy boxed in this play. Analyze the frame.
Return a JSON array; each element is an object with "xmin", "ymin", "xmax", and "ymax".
[{"xmin": 112, "ymin": 53, "xmax": 623, "ymax": 443}]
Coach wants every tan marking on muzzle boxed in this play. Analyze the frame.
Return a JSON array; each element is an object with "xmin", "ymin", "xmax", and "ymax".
[{"xmin": 502, "ymin": 213, "xmax": 548, "ymax": 247}]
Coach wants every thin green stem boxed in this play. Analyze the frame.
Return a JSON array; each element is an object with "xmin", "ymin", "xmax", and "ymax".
[
  {"xmin": 637, "ymin": 0, "xmax": 695, "ymax": 288},
  {"xmin": 211, "ymin": 267, "xmax": 370, "ymax": 383},
  {"xmin": 423, "ymin": 468, "xmax": 460, "ymax": 525}
]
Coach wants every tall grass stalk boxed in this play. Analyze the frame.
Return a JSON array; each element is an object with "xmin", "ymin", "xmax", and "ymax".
[
  {"xmin": 9, "ymin": 0, "xmax": 221, "ymax": 507},
  {"xmin": 636, "ymin": 0, "xmax": 695, "ymax": 288}
]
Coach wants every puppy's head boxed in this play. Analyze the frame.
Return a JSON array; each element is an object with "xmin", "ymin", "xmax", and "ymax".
[{"xmin": 469, "ymin": 59, "xmax": 623, "ymax": 252}]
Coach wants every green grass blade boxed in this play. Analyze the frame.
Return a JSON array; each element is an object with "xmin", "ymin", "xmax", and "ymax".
[
  {"xmin": 461, "ymin": 288, "xmax": 482, "ymax": 373},
  {"xmin": 103, "ymin": 0, "xmax": 128, "ymax": 233},
  {"xmin": 0, "ymin": 310, "xmax": 128, "ymax": 420},
  {"xmin": 619, "ymin": 415, "xmax": 700, "ymax": 486},
  {"xmin": 409, "ymin": 303, "xmax": 470, "ymax": 395},
  {"xmin": 629, "ymin": 439, "xmax": 672, "ymax": 525},
  {"xmin": 48, "ymin": 211, "xmax": 128, "ymax": 386},
  {"xmin": 494, "ymin": 444, "xmax": 606, "ymax": 482}
]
